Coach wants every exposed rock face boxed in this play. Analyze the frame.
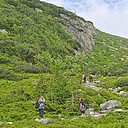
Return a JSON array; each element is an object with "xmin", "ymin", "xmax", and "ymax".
[{"xmin": 58, "ymin": 14, "xmax": 99, "ymax": 51}]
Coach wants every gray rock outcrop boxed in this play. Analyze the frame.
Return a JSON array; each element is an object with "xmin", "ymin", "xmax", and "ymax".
[{"xmin": 58, "ymin": 14, "xmax": 99, "ymax": 51}]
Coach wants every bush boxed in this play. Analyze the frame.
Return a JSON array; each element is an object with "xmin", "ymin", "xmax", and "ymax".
[
  {"xmin": 115, "ymin": 77, "xmax": 128, "ymax": 87},
  {"xmin": 13, "ymin": 62, "xmax": 46, "ymax": 73},
  {"xmin": 0, "ymin": 67, "xmax": 19, "ymax": 80},
  {"xmin": 0, "ymin": 55, "xmax": 11, "ymax": 64}
]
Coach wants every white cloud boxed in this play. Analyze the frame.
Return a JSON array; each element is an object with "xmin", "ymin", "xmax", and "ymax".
[{"xmin": 41, "ymin": 0, "xmax": 128, "ymax": 38}]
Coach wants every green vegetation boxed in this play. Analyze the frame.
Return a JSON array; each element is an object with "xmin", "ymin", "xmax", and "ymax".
[
  {"xmin": 0, "ymin": 0, "xmax": 128, "ymax": 127},
  {"xmin": 87, "ymin": 31, "xmax": 128, "ymax": 76}
]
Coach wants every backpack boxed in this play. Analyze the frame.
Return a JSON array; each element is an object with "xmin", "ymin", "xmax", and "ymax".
[
  {"xmin": 80, "ymin": 101, "xmax": 86, "ymax": 111},
  {"xmin": 35, "ymin": 101, "xmax": 40, "ymax": 109}
]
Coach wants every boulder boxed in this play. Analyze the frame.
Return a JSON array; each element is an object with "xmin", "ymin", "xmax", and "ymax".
[
  {"xmin": 100, "ymin": 100, "xmax": 121, "ymax": 110},
  {"xmin": 0, "ymin": 122, "xmax": 13, "ymax": 125},
  {"xmin": 35, "ymin": 118, "xmax": 52, "ymax": 124},
  {"xmin": 114, "ymin": 109, "xmax": 124, "ymax": 112}
]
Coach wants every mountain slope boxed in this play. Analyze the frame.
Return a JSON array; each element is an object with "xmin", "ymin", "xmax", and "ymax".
[
  {"xmin": 0, "ymin": 0, "xmax": 128, "ymax": 128},
  {"xmin": 1, "ymin": 0, "xmax": 127, "ymax": 77}
]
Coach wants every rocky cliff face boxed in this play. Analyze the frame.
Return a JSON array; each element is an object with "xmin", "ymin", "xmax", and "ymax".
[{"xmin": 58, "ymin": 14, "xmax": 99, "ymax": 51}]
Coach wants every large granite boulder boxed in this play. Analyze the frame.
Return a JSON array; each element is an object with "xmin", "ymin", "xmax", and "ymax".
[{"xmin": 100, "ymin": 100, "xmax": 121, "ymax": 111}]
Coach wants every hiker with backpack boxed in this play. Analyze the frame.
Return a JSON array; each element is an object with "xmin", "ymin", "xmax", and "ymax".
[
  {"xmin": 35, "ymin": 96, "xmax": 45, "ymax": 119},
  {"xmin": 79, "ymin": 98, "xmax": 86, "ymax": 117}
]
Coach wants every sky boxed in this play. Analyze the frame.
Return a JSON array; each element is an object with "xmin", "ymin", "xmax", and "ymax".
[{"xmin": 41, "ymin": 0, "xmax": 128, "ymax": 38}]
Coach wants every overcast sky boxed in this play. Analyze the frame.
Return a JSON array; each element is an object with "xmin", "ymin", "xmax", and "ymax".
[{"xmin": 41, "ymin": 0, "xmax": 128, "ymax": 38}]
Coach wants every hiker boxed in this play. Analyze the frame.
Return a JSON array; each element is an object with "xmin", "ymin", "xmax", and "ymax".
[
  {"xmin": 89, "ymin": 74, "xmax": 93, "ymax": 82},
  {"xmin": 82, "ymin": 74, "xmax": 86, "ymax": 83},
  {"xmin": 79, "ymin": 98, "xmax": 86, "ymax": 117},
  {"xmin": 108, "ymin": 72, "xmax": 111, "ymax": 77},
  {"xmin": 38, "ymin": 96, "xmax": 45, "ymax": 118},
  {"xmin": 96, "ymin": 71, "xmax": 100, "ymax": 77}
]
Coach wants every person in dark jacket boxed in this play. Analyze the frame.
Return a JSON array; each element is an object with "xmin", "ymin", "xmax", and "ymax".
[
  {"xmin": 38, "ymin": 96, "xmax": 45, "ymax": 118},
  {"xmin": 89, "ymin": 74, "xmax": 93, "ymax": 82},
  {"xmin": 79, "ymin": 98, "xmax": 86, "ymax": 117},
  {"xmin": 83, "ymin": 74, "xmax": 87, "ymax": 83}
]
